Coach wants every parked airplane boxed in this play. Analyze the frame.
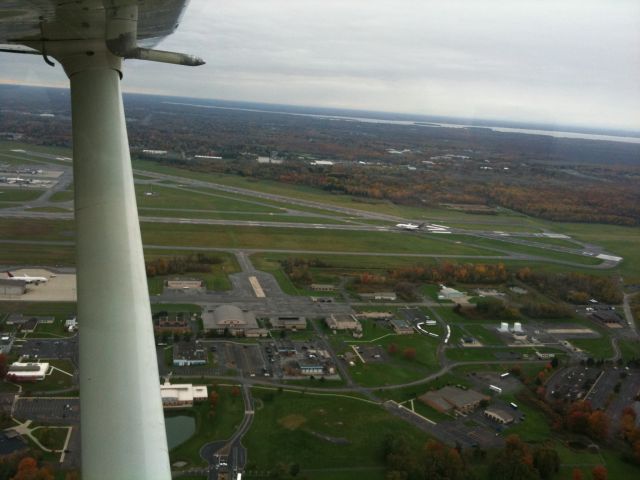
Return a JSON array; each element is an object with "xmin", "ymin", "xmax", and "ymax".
[
  {"xmin": 395, "ymin": 222, "xmax": 425, "ymax": 231},
  {"xmin": 5, "ymin": 271, "xmax": 48, "ymax": 284}
]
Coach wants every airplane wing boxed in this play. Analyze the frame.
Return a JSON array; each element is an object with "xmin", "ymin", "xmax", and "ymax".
[{"xmin": 0, "ymin": 0, "xmax": 189, "ymax": 45}]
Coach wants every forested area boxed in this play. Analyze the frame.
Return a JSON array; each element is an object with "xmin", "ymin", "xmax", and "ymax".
[{"xmin": 2, "ymin": 85, "xmax": 640, "ymax": 226}]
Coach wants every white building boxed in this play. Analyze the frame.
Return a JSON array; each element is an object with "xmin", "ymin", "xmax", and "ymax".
[
  {"xmin": 7, "ymin": 362, "xmax": 49, "ymax": 382},
  {"xmin": 160, "ymin": 381, "xmax": 208, "ymax": 409},
  {"xmin": 65, "ymin": 318, "xmax": 78, "ymax": 332},
  {"xmin": 438, "ymin": 285, "xmax": 465, "ymax": 300}
]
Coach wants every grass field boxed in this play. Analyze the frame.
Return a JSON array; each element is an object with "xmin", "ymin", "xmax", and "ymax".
[
  {"xmin": 448, "ymin": 234, "xmax": 603, "ymax": 266},
  {"xmin": 49, "ymin": 187, "xmax": 74, "ymax": 202},
  {"xmin": 31, "ymin": 426, "xmax": 69, "ymax": 451},
  {"xmin": 0, "ymin": 188, "xmax": 45, "ymax": 203},
  {"xmin": 553, "ymin": 222, "xmax": 640, "ymax": 281},
  {"xmin": 570, "ymin": 337, "xmax": 615, "ymax": 359},
  {"xmin": 346, "ymin": 334, "xmax": 441, "ymax": 387},
  {"xmin": 243, "ymin": 388, "xmax": 431, "ymax": 477},
  {"xmin": 0, "ymin": 302, "xmax": 76, "ymax": 321},
  {"xmin": 136, "ymin": 184, "xmax": 282, "ymax": 213}
]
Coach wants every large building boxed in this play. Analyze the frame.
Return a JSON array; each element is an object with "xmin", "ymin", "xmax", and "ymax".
[
  {"xmin": 269, "ymin": 316, "xmax": 307, "ymax": 331},
  {"xmin": 484, "ymin": 408, "xmax": 514, "ymax": 424},
  {"xmin": 153, "ymin": 311, "xmax": 190, "ymax": 333},
  {"xmin": 202, "ymin": 305, "xmax": 267, "ymax": 337},
  {"xmin": 160, "ymin": 381, "xmax": 208, "ymax": 409},
  {"xmin": 0, "ymin": 279, "xmax": 26, "ymax": 296},
  {"xmin": 390, "ymin": 319, "xmax": 414, "ymax": 335},
  {"xmin": 326, "ymin": 313, "xmax": 361, "ymax": 331},
  {"xmin": 360, "ymin": 292, "xmax": 397, "ymax": 301},
  {"xmin": 418, "ymin": 386, "xmax": 488, "ymax": 414},
  {"xmin": 7, "ymin": 362, "xmax": 49, "ymax": 382}
]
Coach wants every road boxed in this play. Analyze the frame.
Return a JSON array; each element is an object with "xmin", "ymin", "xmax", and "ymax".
[{"xmin": 622, "ymin": 293, "xmax": 637, "ymax": 333}]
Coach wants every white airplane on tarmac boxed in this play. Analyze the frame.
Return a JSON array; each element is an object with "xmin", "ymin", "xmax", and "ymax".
[
  {"xmin": 5, "ymin": 271, "xmax": 48, "ymax": 285},
  {"xmin": 395, "ymin": 222, "xmax": 425, "ymax": 231}
]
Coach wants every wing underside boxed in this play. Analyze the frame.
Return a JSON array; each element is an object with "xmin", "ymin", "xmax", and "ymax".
[{"xmin": 0, "ymin": 0, "xmax": 189, "ymax": 47}]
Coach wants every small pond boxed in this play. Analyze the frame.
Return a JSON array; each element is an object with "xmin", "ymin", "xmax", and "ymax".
[{"xmin": 165, "ymin": 415, "xmax": 196, "ymax": 449}]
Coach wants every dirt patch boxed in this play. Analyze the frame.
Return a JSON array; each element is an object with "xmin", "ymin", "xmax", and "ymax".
[{"xmin": 278, "ymin": 414, "xmax": 307, "ymax": 430}]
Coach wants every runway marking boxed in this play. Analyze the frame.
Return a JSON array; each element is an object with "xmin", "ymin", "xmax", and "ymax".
[{"xmin": 248, "ymin": 276, "xmax": 266, "ymax": 298}]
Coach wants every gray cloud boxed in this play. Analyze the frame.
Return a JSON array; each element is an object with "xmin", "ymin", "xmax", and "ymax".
[{"xmin": 1, "ymin": 0, "xmax": 639, "ymax": 129}]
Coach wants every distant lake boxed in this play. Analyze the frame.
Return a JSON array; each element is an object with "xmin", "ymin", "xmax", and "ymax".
[{"xmin": 165, "ymin": 415, "xmax": 196, "ymax": 449}]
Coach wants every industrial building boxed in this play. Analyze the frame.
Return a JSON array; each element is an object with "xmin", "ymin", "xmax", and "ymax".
[
  {"xmin": 160, "ymin": 381, "xmax": 208, "ymax": 408},
  {"xmin": 438, "ymin": 285, "xmax": 466, "ymax": 301},
  {"xmin": 389, "ymin": 319, "xmax": 414, "ymax": 335},
  {"xmin": 202, "ymin": 305, "xmax": 267, "ymax": 337},
  {"xmin": 418, "ymin": 386, "xmax": 488, "ymax": 414},
  {"xmin": 484, "ymin": 408, "xmax": 514, "ymax": 424},
  {"xmin": 269, "ymin": 316, "xmax": 307, "ymax": 331},
  {"xmin": 0, "ymin": 278, "xmax": 26, "ymax": 296},
  {"xmin": 7, "ymin": 362, "xmax": 49, "ymax": 382},
  {"xmin": 153, "ymin": 311, "xmax": 191, "ymax": 333},
  {"xmin": 325, "ymin": 313, "xmax": 362, "ymax": 336},
  {"xmin": 165, "ymin": 279, "xmax": 204, "ymax": 291},
  {"xmin": 360, "ymin": 292, "xmax": 397, "ymax": 301}
]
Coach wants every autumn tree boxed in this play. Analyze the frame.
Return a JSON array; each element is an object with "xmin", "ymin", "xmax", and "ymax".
[
  {"xmin": 489, "ymin": 435, "xmax": 538, "ymax": 480},
  {"xmin": 0, "ymin": 353, "xmax": 8, "ymax": 379},
  {"xmin": 533, "ymin": 447, "xmax": 560, "ymax": 479},
  {"xmin": 209, "ymin": 391, "xmax": 219, "ymax": 409},
  {"xmin": 11, "ymin": 457, "xmax": 53, "ymax": 480},
  {"xmin": 591, "ymin": 465, "xmax": 608, "ymax": 480},
  {"xmin": 402, "ymin": 348, "xmax": 416, "ymax": 361}
]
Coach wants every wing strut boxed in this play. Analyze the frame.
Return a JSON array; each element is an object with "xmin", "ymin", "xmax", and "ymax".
[
  {"xmin": 65, "ymin": 49, "xmax": 172, "ymax": 479},
  {"xmin": 1, "ymin": 3, "xmax": 204, "ymax": 477}
]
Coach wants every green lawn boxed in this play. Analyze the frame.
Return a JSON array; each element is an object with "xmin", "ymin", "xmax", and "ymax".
[
  {"xmin": 463, "ymin": 324, "xmax": 505, "ymax": 345},
  {"xmin": 347, "ymin": 334, "xmax": 441, "ymax": 387},
  {"xmin": 570, "ymin": 337, "xmax": 614, "ymax": 359},
  {"xmin": 31, "ymin": 426, "xmax": 69, "ymax": 450},
  {"xmin": 243, "ymin": 389, "xmax": 431, "ymax": 475},
  {"xmin": 0, "ymin": 302, "xmax": 76, "ymax": 321},
  {"xmin": 552, "ymin": 222, "xmax": 640, "ymax": 282},
  {"xmin": 136, "ymin": 184, "xmax": 281, "ymax": 213},
  {"xmin": 448, "ymin": 234, "xmax": 603, "ymax": 266},
  {"xmin": 49, "ymin": 189, "xmax": 74, "ymax": 202},
  {"xmin": 140, "ymin": 223, "xmax": 495, "ymax": 256},
  {"xmin": 0, "ymin": 188, "xmax": 45, "ymax": 203}
]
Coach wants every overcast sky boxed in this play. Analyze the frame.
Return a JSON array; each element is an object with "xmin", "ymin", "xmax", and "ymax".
[{"xmin": 1, "ymin": 0, "xmax": 639, "ymax": 130}]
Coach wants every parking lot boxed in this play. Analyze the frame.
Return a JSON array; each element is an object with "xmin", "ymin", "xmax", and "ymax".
[
  {"xmin": 13, "ymin": 397, "xmax": 80, "ymax": 425},
  {"xmin": 546, "ymin": 366, "xmax": 601, "ymax": 402},
  {"xmin": 18, "ymin": 337, "xmax": 78, "ymax": 363}
]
